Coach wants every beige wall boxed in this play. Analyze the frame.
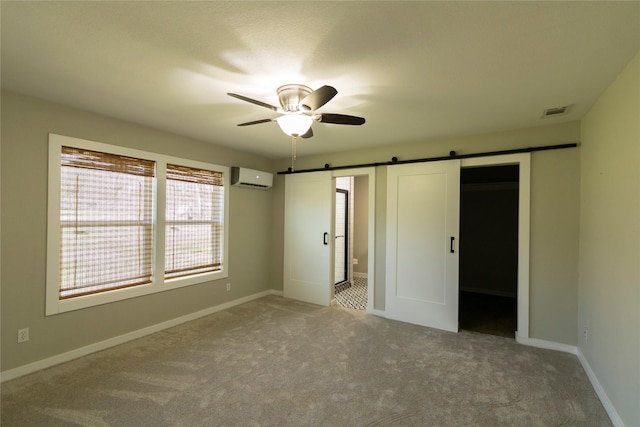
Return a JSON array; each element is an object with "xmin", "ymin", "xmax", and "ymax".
[
  {"xmin": 353, "ymin": 176, "xmax": 369, "ymax": 275},
  {"xmin": 273, "ymin": 121, "xmax": 581, "ymax": 343},
  {"xmin": 529, "ymin": 148, "xmax": 580, "ymax": 343},
  {"xmin": 0, "ymin": 91, "xmax": 275, "ymax": 372},
  {"xmin": 579, "ymin": 51, "xmax": 640, "ymax": 426}
]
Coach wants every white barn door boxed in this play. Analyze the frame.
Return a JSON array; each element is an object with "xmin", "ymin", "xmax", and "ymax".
[
  {"xmin": 283, "ymin": 172, "xmax": 333, "ymax": 306},
  {"xmin": 385, "ymin": 161, "xmax": 460, "ymax": 332}
]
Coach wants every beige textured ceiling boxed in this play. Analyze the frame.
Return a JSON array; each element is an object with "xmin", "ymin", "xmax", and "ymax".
[{"xmin": 2, "ymin": 1, "xmax": 639, "ymax": 159}]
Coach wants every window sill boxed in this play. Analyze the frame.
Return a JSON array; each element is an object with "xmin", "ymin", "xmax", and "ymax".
[{"xmin": 47, "ymin": 270, "xmax": 228, "ymax": 316}]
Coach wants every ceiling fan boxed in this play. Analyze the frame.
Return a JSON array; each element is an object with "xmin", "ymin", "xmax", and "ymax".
[{"xmin": 227, "ymin": 84, "xmax": 365, "ymax": 138}]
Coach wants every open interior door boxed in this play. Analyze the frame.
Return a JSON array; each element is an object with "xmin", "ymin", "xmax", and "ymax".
[
  {"xmin": 283, "ymin": 171, "xmax": 333, "ymax": 306},
  {"xmin": 385, "ymin": 160, "xmax": 460, "ymax": 332}
]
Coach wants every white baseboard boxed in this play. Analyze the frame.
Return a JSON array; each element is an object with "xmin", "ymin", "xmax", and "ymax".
[
  {"xmin": 516, "ymin": 334, "xmax": 622, "ymax": 426},
  {"xmin": 576, "ymin": 348, "xmax": 625, "ymax": 427},
  {"xmin": 516, "ymin": 334, "xmax": 579, "ymax": 355},
  {"xmin": 353, "ymin": 272, "xmax": 368, "ymax": 279},
  {"xmin": 0, "ymin": 289, "xmax": 283, "ymax": 383}
]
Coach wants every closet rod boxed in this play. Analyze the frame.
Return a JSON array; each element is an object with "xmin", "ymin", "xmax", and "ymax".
[{"xmin": 277, "ymin": 142, "xmax": 578, "ymax": 175}]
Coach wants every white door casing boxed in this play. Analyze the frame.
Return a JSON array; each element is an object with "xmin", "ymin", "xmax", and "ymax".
[
  {"xmin": 283, "ymin": 171, "xmax": 333, "ymax": 306},
  {"xmin": 385, "ymin": 160, "xmax": 461, "ymax": 332},
  {"xmin": 461, "ymin": 153, "xmax": 530, "ymax": 338}
]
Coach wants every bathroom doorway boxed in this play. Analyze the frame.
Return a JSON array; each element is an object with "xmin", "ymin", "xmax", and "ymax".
[{"xmin": 334, "ymin": 175, "xmax": 369, "ymax": 310}]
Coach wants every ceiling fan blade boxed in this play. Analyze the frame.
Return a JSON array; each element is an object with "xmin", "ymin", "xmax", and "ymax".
[
  {"xmin": 301, "ymin": 127, "xmax": 313, "ymax": 139},
  {"xmin": 228, "ymin": 93, "xmax": 279, "ymax": 111},
  {"xmin": 318, "ymin": 113, "xmax": 366, "ymax": 125},
  {"xmin": 300, "ymin": 85, "xmax": 337, "ymax": 111},
  {"xmin": 237, "ymin": 118, "xmax": 274, "ymax": 126}
]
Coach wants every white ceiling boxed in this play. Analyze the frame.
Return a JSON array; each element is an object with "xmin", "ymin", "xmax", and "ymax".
[{"xmin": 2, "ymin": 1, "xmax": 639, "ymax": 159}]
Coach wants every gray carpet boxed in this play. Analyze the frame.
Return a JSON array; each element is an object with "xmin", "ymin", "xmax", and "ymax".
[{"xmin": 1, "ymin": 296, "xmax": 611, "ymax": 426}]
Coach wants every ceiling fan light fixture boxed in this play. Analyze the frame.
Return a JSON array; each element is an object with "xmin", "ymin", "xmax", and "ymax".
[
  {"xmin": 228, "ymin": 84, "xmax": 365, "ymax": 138},
  {"xmin": 276, "ymin": 114, "xmax": 313, "ymax": 136}
]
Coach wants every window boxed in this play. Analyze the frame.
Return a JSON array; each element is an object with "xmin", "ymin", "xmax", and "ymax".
[
  {"xmin": 59, "ymin": 147, "xmax": 155, "ymax": 299},
  {"xmin": 47, "ymin": 134, "xmax": 229, "ymax": 315},
  {"xmin": 165, "ymin": 164, "xmax": 224, "ymax": 279}
]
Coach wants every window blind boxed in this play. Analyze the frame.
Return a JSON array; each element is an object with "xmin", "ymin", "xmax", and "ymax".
[
  {"xmin": 165, "ymin": 164, "xmax": 224, "ymax": 280},
  {"xmin": 59, "ymin": 146, "xmax": 155, "ymax": 299}
]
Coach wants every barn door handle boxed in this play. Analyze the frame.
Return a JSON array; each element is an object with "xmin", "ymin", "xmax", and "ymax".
[
  {"xmin": 324, "ymin": 232, "xmax": 329, "ymax": 245},
  {"xmin": 450, "ymin": 236, "xmax": 455, "ymax": 253}
]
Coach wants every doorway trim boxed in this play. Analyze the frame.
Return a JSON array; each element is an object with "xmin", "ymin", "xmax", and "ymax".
[
  {"xmin": 332, "ymin": 167, "xmax": 376, "ymax": 312},
  {"xmin": 334, "ymin": 188, "xmax": 349, "ymax": 286},
  {"xmin": 461, "ymin": 153, "xmax": 530, "ymax": 339}
]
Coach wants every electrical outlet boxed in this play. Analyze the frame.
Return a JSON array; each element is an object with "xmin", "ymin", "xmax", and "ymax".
[
  {"xmin": 17, "ymin": 328, "xmax": 29, "ymax": 343},
  {"xmin": 583, "ymin": 328, "xmax": 588, "ymax": 341},
  {"xmin": 353, "ymin": 258, "xmax": 358, "ymax": 265},
  {"xmin": 226, "ymin": 283, "xmax": 231, "ymax": 292}
]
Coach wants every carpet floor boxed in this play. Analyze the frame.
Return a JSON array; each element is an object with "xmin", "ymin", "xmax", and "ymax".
[{"xmin": 1, "ymin": 296, "xmax": 611, "ymax": 426}]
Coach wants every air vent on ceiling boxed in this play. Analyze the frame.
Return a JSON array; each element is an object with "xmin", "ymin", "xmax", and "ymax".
[{"xmin": 542, "ymin": 105, "xmax": 571, "ymax": 118}]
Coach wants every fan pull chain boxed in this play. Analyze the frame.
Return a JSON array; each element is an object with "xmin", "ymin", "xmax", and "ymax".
[{"xmin": 290, "ymin": 135, "xmax": 297, "ymax": 172}]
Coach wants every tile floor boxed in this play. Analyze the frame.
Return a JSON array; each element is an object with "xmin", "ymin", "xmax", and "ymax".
[{"xmin": 334, "ymin": 276, "xmax": 367, "ymax": 310}]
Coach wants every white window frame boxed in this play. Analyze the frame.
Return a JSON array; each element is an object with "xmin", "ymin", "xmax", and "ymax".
[{"xmin": 46, "ymin": 134, "xmax": 230, "ymax": 315}]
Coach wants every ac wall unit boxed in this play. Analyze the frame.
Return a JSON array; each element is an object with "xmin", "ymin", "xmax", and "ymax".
[{"xmin": 231, "ymin": 167, "xmax": 273, "ymax": 189}]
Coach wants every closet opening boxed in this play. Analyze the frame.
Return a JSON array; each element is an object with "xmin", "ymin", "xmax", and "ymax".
[{"xmin": 459, "ymin": 165, "xmax": 519, "ymax": 338}]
